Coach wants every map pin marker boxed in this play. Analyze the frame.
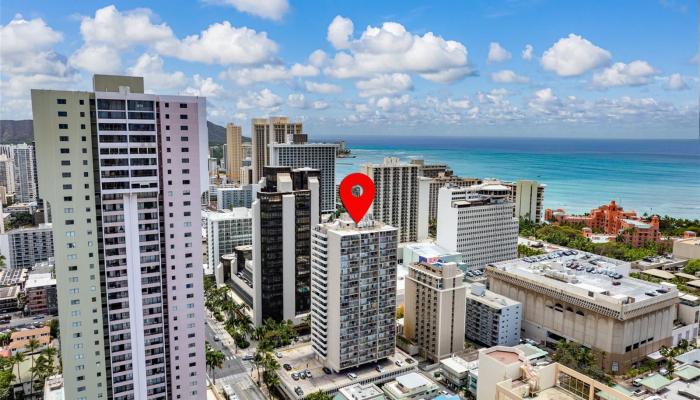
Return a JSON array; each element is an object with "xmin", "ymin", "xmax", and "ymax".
[{"xmin": 339, "ymin": 173, "xmax": 375, "ymax": 224}]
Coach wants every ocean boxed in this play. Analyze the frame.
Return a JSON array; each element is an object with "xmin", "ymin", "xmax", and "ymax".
[{"xmin": 330, "ymin": 137, "xmax": 700, "ymax": 219}]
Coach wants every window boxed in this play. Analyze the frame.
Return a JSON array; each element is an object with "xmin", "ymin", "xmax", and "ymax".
[
  {"xmin": 79, "ymin": 99, "xmax": 84, "ymax": 105},
  {"xmin": 60, "ymin": 148, "xmax": 70, "ymax": 154},
  {"xmin": 179, "ymin": 103, "xmax": 188, "ymax": 108},
  {"xmin": 60, "ymin": 136, "xmax": 69, "ymax": 142},
  {"xmin": 180, "ymin": 125, "xmax": 188, "ymax": 131},
  {"xmin": 57, "ymin": 98, "xmax": 66, "ymax": 104},
  {"xmin": 58, "ymin": 124, "xmax": 68, "ymax": 129},
  {"xmin": 180, "ymin": 114, "xmax": 188, "ymax": 119},
  {"xmin": 62, "ymin": 172, "xmax": 71, "ymax": 178},
  {"xmin": 61, "ymin": 160, "xmax": 70, "ymax": 166},
  {"xmin": 58, "ymin": 111, "xmax": 68, "ymax": 117}
]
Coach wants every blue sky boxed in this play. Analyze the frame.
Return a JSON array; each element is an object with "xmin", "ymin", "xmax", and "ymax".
[{"xmin": 1, "ymin": 0, "xmax": 698, "ymax": 138}]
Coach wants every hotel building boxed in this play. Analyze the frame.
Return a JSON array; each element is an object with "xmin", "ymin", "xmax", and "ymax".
[
  {"xmin": 436, "ymin": 185, "xmax": 518, "ymax": 271},
  {"xmin": 225, "ymin": 123, "xmax": 242, "ymax": 182},
  {"xmin": 33, "ymin": 75, "xmax": 207, "ymax": 400},
  {"xmin": 206, "ymin": 208, "xmax": 253, "ymax": 272},
  {"xmin": 487, "ymin": 251, "xmax": 678, "ymax": 373},
  {"xmin": 252, "ymin": 166, "xmax": 319, "ymax": 326},
  {"xmin": 403, "ymin": 261, "xmax": 466, "ymax": 361},
  {"xmin": 361, "ymin": 158, "xmax": 420, "ymax": 243},
  {"xmin": 465, "ymin": 283, "xmax": 522, "ymax": 347},
  {"xmin": 310, "ymin": 217, "xmax": 398, "ymax": 372},
  {"xmin": 251, "ymin": 117, "xmax": 304, "ymax": 182}
]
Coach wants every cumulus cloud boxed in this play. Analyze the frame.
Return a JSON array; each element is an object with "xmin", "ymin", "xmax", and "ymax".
[
  {"xmin": 522, "ymin": 44, "xmax": 533, "ymax": 61},
  {"xmin": 591, "ymin": 60, "xmax": 656, "ymax": 88},
  {"xmin": 0, "ymin": 15, "xmax": 67, "ymax": 75},
  {"xmin": 491, "ymin": 70, "xmax": 529, "ymax": 83},
  {"xmin": 236, "ymin": 88, "xmax": 282, "ymax": 109},
  {"xmin": 69, "ymin": 45, "xmax": 122, "ymax": 74},
  {"xmin": 304, "ymin": 81, "xmax": 342, "ymax": 94},
  {"xmin": 541, "ymin": 34, "xmax": 611, "ymax": 76},
  {"xmin": 355, "ymin": 73, "xmax": 413, "ymax": 97},
  {"xmin": 287, "ymin": 93, "xmax": 329, "ymax": 110},
  {"xmin": 528, "ymin": 88, "xmax": 560, "ymax": 114},
  {"xmin": 223, "ymin": 63, "xmax": 318, "ymax": 85},
  {"xmin": 127, "ymin": 53, "xmax": 186, "ymax": 90},
  {"xmin": 182, "ymin": 75, "xmax": 225, "ymax": 97},
  {"xmin": 204, "ymin": 0, "xmax": 289, "ymax": 20},
  {"xmin": 327, "ymin": 16, "xmax": 354, "ymax": 49},
  {"xmin": 666, "ymin": 73, "xmax": 689, "ymax": 91},
  {"xmin": 323, "ymin": 17, "xmax": 472, "ymax": 83},
  {"xmin": 487, "ymin": 42, "xmax": 511, "ymax": 63},
  {"xmin": 78, "ymin": 6, "xmax": 277, "ymax": 65}
]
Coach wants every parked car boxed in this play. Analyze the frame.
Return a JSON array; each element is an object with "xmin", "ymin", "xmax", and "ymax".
[
  {"xmin": 375, "ymin": 365, "xmax": 384, "ymax": 373},
  {"xmin": 305, "ymin": 369, "xmax": 312, "ymax": 378},
  {"xmin": 323, "ymin": 367, "xmax": 332, "ymax": 374},
  {"xmin": 276, "ymin": 352, "xmax": 283, "ymax": 358},
  {"xmin": 395, "ymin": 360, "xmax": 403, "ymax": 367},
  {"xmin": 632, "ymin": 378, "xmax": 642, "ymax": 387},
  {"xmin": 291, "ymin": 372, "xmax": 299, "ymax": 380},
  {"xmin": 295, "ymin": 387, "xmax": 304, "ymax": 396},
  {"xmin": 283, "ymin": 363, "xmax": 292, "ymax": 371},
  {"xmin": 347, "ymin": 373, "xmax": 357, "ymax": 380},
  {"xmin": 242, "ymin": 354, "xmax": 254, "ymax": 361}
]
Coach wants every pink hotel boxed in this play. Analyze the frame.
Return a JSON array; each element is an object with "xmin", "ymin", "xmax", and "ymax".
[{"xmin": 33, "ymin": 75, "xmax": 207, "ymax": 400}]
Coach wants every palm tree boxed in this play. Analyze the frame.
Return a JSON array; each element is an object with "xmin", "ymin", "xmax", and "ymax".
[
  {"xmin": 10, "ymin": 352, "xmax": 25, "ymax": 386},
  {"xmin": 24, "ymin": 338, "xmax": 41, "ymax": 396},
  {"xmin": 260, "ymin": 350, "xmax": 280, "ymax": 399},
  {"xmin": 305, "ymin": 391, "xmax": 333, "ymax": 400},
  {"xmin": 205, "ymin": 343, "xmax": 225, "ymax": 384}
]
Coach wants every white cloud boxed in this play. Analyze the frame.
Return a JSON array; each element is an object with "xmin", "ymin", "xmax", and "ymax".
[
  {"xmin": 308, "ymin": 50, "xmax": 328, "ymax": 67},
  {"xmin": 375, "ymin": 95, "xmax": 411, "ymax": 112},
  {"xmin": 236, "ymin": 88, "xmax": 282, "ymax": 109},
  {"xmin": 327, "ymin": 15, "xmax": 354, "ymax": 49},
  {"xmin": 78, "ymin": 6, "xmax": 277, "ymax": 65},
  {"xmin": 70, "ymin": 45, "xmax": 122, "ymax": 74},
  {"xmin": 304, "ymin": 81, "xmax": 342, "ymax": 94},
  {"xmin": 127, "ymin": 53, "xmax": 186, "ymax": 90},
  {"xmin": 355, "ymin": 73, "xmax": 413, "ymax": 97},
  {"xmin": 223, "ymin": 63, "xmax": 318, "ymax": 85},
  {"xmin": 0, "ymin": 15, "xmax": 67, "ymax": 75},
  {"xmin": 182, "ymin": 75, "xmax": 224, "ymax": 97},
  {"xmin": 323, "ymin": 17, "xmax": 471, "ymax": 83},
  {"xmin": 541, "ymin": 34, "xmax": 611, "ymax": 76},
  {"xmin": 79, "ymin": 5, "xmax": 173, "ymax": 50},
  {"xmin": 666, "ymin": 73, "xmax": 689, "ymax": 91},
  {"xmin": 487, "ymin": 42, "xmax": 511, "ymax": 63},
  {"xmin": 491, "ymin": 70, "xmax": 529, "ymax": 83},
  {"xmin": 286, "ymin": 94, "xmax": 330, "ymax": 110},
  {"xmin": 155, "ymin": 21, "xmax": 277, "ymax": 65},
  {"xmin": 591, "ymin": 60, "xmax": 656, "ymax": 88},
  {"xmin": 528, "ymin": 88, "xmax": 560, "ymax": 114},
  {"xmin": 522, "ymin": 44, "xmax": 534, "ymax": 61},
  {"xmin": 204, "ymin": 0, "xmax": 289, "ymax": 20}
]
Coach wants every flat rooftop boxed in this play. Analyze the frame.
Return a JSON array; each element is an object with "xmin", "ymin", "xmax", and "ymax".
[
  {"xmin": 275, "ymin": 343, "xmax": 416, "ymax": 398},
  {"xmin": 205, "ymin": 208, "xmax": 252, "ymax": 220},
  {"xmin": 25, "ymin": 273, "xmax": 55, "ymax": 289},
  {"xmin": 532, "ymin": 387, "xmax": 578, "ymax": 400},
  {"xmin": 489, "ymin": 250, "xmax": 676, "ymax": 304},
  {"xmin": 403, "ymin": 242, "xmax": 460, "ymax": 259},
  {"xmin": 466, "ymin": 284, "xmax": 520, "ymax": 309}
]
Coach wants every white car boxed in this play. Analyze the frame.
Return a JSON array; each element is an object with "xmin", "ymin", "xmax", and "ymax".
[{"xmin": 276, "ymin": 352, "xmax": 283, "ymax": 358}]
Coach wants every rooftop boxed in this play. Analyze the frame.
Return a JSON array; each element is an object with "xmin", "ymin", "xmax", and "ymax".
[
  {"xmin": 466, "ymin": 283, "xmax": 520, "ymax": 309},
  {"xmin": 315, "ymin": 217, "xmax": 396, "ymax": 236},
  {"xmin": 621, "ymin": 219, "xmax": 652, "ymax": 229},
  {"xmin": 403, "ymin": 242, "xmax": 460, "ymax": 260},
  {"xmin": 674, "ymin": 364, "xmax": 700, "ymax": 381},
  {"xmin": 337, "ymin": 383, "xmax": 384, "ymax": 400},
  {"xmin": 638, "ymin": 373, "xmax": 671, "ymax": 391},
  {"xmin": 439, "ymin": 356, "xmax": 475, "ymax": 374},
  {"xmin": 674, "ymin": 348, "xmax": 700, "ymax": 364},
  {"xmin": 394, "ymin": 373, "xmax": 432, "ymax": 390},
  {"xmin": 513, "ymin": 344, "xmax": 548, "ymax": 361},
  {"xmin": 205, "ymin": 207, "xmax": 252, "ymax": 221},
  {"xmin": 489, "ymin": 250, "xmax": 677, "ymax": 306},
  {"xmin": 0, "ymin": 285, "xmax": 19, "ymax": 300},
  {"xmin": 25, "ymin": 272, "xmax": 55, "ymax": 289}
]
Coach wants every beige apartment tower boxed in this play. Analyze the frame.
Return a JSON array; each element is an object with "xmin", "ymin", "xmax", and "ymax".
[
  {"xmin": 404, "ymin": 261, "xmax": 466, "ymax": 361},
  {"xmin": 251, "ymin": 117, "xmax": 304, "ymax": 182},
  {"xmin": 226, "ymin": 123, "xmax": 242, "ymax": 182}
]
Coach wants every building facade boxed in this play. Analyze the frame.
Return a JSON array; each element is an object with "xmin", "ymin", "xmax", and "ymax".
[
  {"xmin": 403, "ymin": 261, "xmax": 466, "ymax": 361},
  {"xmin": 465, "ymin": 283, "xmax": 522, "ymax": 347},
  {"xmin": 509, "ymin": 180, "xmax": 545, "ymax": 223},
  {"xmin": 270, "ymin": 141, "xmax": 338, "ymax": 213},
  {"xmin": 361, "ymin": 158, "xmax": 420, "ymax": 243},
  {"xmin": 0, "ymin": 144, "xmax": 38, "ymax": 203},
  {"xmin": 225, "ymin": 123, "xmax": 242, "ymax": 182},
  {"xmin": 2, "ymin": 223, "xmax": 53, "ymax": 269},
  {"xmin": 216, "ymin": 184, "xmax": 259, "ymax": 210},
  {"xmin": 0, "ymin": 155, "xmax": 15, "ymax": 200},
  {"xmin": 310, "ymin": 218, "xmax": 398, "ymax": 372},
  {"xmin": 251, "ymin": 117, "xmax": 303, "ymax": 182},
  {"xmin": 252, "ymin": 166, "xmax": 319, "ymax": 326},
  {"xmin": 206, "ymin": 208, "xmax": 253, "ymax": 271},
  {"xmin": 33, "ymin": 75, "xmax": 207, "ymax": 400},
  {"xmin": 436, "ymin": 186, "xmax": 518, "ymax": 271}
]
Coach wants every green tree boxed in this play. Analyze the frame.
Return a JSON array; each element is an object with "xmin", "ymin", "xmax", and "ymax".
[
  {"xmin": 305, "ymin": 391, "xmax": 334, "ymax": 400},
  {"xmin": 205, "ymin": 343, "xmax": 225, "ymax": 384},
  {"xmin": 683, "ymin": 259, "xmax": 700, "ymax": 276},
  {"xmin": 260, "ymin": 350, "xmax": 280, "ymax": 399},
  {"xmin": 24, "ymin": 338, "xmax": 42, "ymax": 397},
  {"xmin": 10, "ymin": 351, "xmax": 25, "ymax": 388}
]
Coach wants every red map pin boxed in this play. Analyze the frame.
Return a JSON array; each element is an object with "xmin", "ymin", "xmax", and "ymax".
[{"xmin": 339, "ymin": 173, "xmax": 375, "ymax": 224}]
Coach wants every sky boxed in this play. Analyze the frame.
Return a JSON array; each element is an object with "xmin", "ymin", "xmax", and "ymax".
[{"xmin": 1, "ymin": 0, "xmax": 698, "ymax": 138}]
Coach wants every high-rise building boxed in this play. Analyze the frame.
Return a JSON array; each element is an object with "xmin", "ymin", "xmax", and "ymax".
[
  {"xmin": 251, "ymin": 117, "xmax": 304, "ymax": 182},
  {"xmin": 216, "ymin": 184, "xmax": 259, "ymax": 210},
  {"xmin": 1, "ymin": 223, "xmax": 53, "ymax": 269},
  {"xmin": 310, "ymin": 217, "xmax": 398, "ymax": 372},
  {"xmin": 206, "ymin": 208, "xmax": 253, "ymax": 271},
  {"xmin": 270, "ymin": 140, "xmax": 338, "ymax": 213},
  {"xmin": 0, "ymin": 155, "xmax": 15, "ymax": 199},
  {"xmin": 510, "ymin": 180, "xmax": 545, "ymax": 223},
  {"xmin": 225, "ymin": 123, "xmax": 242, "ymax": 182},
  {"xmin": 436, "ymin": 185, "xmax": 518, "ymax": 271},
  {"xmin": 252, "ymin": 166, "xmax": 319, "ymax": 326},
  {"xmin": 361, "ymin": 158, "xmax": 420, "ymax": 243},
  {"xmin": 464, "ymin": 283, "xmax": 521, "ymax": 347},
  {"xmin": 33, "ymin": 74, "xmax": 207, "ymax": 400},
  {"xmin": 0, "ymin": 144, "xmax": 38, "ymax": 203},
  {"xmin": 404, "ymin": 261, "xmax": 466, "ymax": 361},
  {"xmin": 487, "ymin": 251, "xmax": 678, "ymax": 373}
]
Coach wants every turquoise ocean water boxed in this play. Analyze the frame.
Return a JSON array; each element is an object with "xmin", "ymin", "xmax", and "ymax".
[{"xmin": 330, "ymin": 137, "xmax": 700, "ymax": 219}]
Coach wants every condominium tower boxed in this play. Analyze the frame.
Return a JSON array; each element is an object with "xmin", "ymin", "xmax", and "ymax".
[
  {"xmin": 464, "ymin": 283, "xmax": 522, "ymax": 347},
  {"xmin": 404, "ymin": 261, "xmax": 466, "ymax": 361},
  {"xmin": 252, "ymin": 166, "xmax": 319, "ymax": 326},
  {"xmin": 225, "ymin": 123, "xmax": 242, "ymax": 182},
  {"xmin": 310, "ymin": 217, "xmax": 398, "ymax": 372},
  {"xmin": 270, "ymin": 140, "xmax": 338, "ymax": 213},
  {"xmin": 436, "ymin": 185, "xmax": 518, "ymax": 271},
  {"xmin": 0, "ymin": 144, "xmax": 38, "ymax": 203},
  {"xmin": 251, "ymin": 117, "xmax": 304, "ymax": 182},
  {"xmin": 361, "ymin": 158, "xmax": 420, "ymax": 243},
  {"xmin": 206, "ymin": 208, "xmax": 252, "ymax": 271},
  {"xmin": 32, "ymin": 75, "xmax": 207, "ymax": 400}
]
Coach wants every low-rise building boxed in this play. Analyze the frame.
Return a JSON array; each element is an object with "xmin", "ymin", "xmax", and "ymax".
[
  {"xmin": 337, "ymin": 383, "xmax": 385, "ymax": 400},
  {"xmin": 674, "ymin": 237, "xmax": 700, "ymax": 260},
  {"xmin": 465, "ymin": 283, "xmax": 522, "ymax": 347},
  {"xmin": 401, "ymin": 242, "xmax": 461, "ymax": 267},
  {"xmin": 8, "ymin": 326, "xmax": 51, "ymax": 354},
  {"xmin": 439, "ymin": 356, "xmax": 477, "ymax": 391},
  {"xmin": 382, "ymin": 372, "xmax": 439, "ymax": 400},
  {"xmin": 0, "ymin": 285, "xmax": 19, "ymax": 313},
  {"xmin": 24, "ymin": 265, "xmax": 57, "ymax": 316},
  {"xmin": 43, "ymin": 374, "xmax": 65, "ymax": 400}
]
